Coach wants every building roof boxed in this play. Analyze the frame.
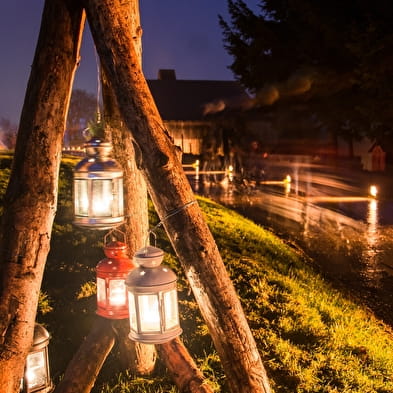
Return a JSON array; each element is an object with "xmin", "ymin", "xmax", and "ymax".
[{"xmin": 147, "ymin": 69, "xmax": 250, "ymax": 121}]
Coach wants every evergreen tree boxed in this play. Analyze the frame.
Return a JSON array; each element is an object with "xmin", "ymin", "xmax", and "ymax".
[{"xmin": 220, "ymin": 0, "xmax": 393, "ymax": 141}]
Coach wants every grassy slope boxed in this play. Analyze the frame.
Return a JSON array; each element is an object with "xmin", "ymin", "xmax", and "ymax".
[{"xmin": 1, "ymin": 154, "xmax": 393, "ymax": 392}]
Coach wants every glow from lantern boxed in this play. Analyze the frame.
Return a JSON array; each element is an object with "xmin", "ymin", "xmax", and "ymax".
[
  {"xmin": 139, "ymin": 294, "xmax": 160, "ymax": 331},
  {"xmin": 109, "ymin": 279, "xmax": 127, "ymax": 306},
  {"xmin": 92, "ymin": 180, "xmax": 112, "ymax": 216},
  {"xmin": 164, "ymin": 289, "xmax": 179, "ymax": 329},
  {"xmin": 128, "ymin": 292, "xmax": 138, "ymax": 331},
  {"xmin": 25, "ymin": 351, "xmax": 47, "ymax": 390},
  {"xmin": 75, "ymin": 179, "xmax": 89, "ymax": 216},
  {"xmin": 97, "ymin": 277, "xmax": 106, "ymax": 304}
]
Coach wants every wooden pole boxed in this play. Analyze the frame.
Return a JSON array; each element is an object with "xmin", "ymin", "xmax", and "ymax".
[
  {"xmin": 158, "ymin": 338, "xmax": 214, "ymax": 393},
  {"xmin": 0, "ymin": 1, "xmax": 85, "ymax": 391},
  {"xmin": 100, "ymin": 0, "xmax": 157, "ymax": 374},
  {"xmin": 83, "ymin": 1, "xmax": 271, "ymax": 391}
]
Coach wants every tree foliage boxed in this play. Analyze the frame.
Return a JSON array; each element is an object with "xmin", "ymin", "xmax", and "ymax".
[
  {"xmin": 220, "ymin": 0, "xmax": 393, "ymax": 141},
  {"xmin": 0, "ymin": 117, "xmax": 17, "ymax": 149}
]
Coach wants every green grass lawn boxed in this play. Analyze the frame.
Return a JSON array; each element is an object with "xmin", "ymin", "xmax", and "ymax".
[{"xmin": 1, "ymin": 153, "xmax": 393, "ymax": 392}]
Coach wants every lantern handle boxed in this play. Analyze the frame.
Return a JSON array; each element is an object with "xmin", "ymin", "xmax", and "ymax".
[
  {"xmin": 104, "ymin": 228, "xmax": 126, "ymax": 246},
  {"xmin": 146, "ymin": 230, "xmax": 157, "ymax": 248}
]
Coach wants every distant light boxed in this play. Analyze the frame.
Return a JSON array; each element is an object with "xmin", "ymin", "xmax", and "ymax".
[
  {"xmin": 369, "ymin": 185, "xmax": 378, "ymax": 198},
  {"xmin": 284, "ymin": 175, "xmax": 291, "ymax": 183}
]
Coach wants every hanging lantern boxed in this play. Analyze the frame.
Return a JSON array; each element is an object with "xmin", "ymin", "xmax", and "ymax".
[
  {"xmin": 22, "ymin": 323, "xmax": 53, "ymax": 393},
  {"xmin": 126, "ymin": 246, "xmax": 182, "ymax": 344},
  {"xmin": 96, "ymin": 230, "xmax": 138, "ymax": 319},
  {"xmin": 73, "ymin": 137, "xmax": 124, "ymax": 230}
]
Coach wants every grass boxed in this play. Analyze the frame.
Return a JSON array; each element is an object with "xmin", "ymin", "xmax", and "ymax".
[{"xmin": 1, "ymin": 153, "xmax": 393, "ymax": 392}]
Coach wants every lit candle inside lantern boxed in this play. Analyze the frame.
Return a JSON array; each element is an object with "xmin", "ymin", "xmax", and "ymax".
[
  {"xmin": 139, "ymin": 294, "xmax": 160, "ymax": 331},
  {"xmin": 108, "ymin": 279, "xmax": 127, "ymax": 306}
]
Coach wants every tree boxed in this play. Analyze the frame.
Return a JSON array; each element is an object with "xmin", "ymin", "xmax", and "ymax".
[
  {"xmin": 0, "ymin": 0, "xmax": 85, "ymax": 391},
  {"xmin": 219, "ymin": 0, "xmax": 393, "ymax": 141},
  {"xmin": 66, "ymin": 89, "xmax": 98, "ymax": 146}
]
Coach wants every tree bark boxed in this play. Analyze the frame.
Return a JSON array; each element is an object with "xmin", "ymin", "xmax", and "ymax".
[
  {"xmin": 83, "ymin": 1, "xmax": 272, "ymax": 392},
  {"xmin": 53, "ymin": 318, "xmax": 115, "ymax": 393},
  {"xmin": 158, "ymin": 338, "xmax": 214, "ymax": 393},
  {"xmin": 101, "ymin": 0, "xmax": 157, "ymax": 374},
  {"xmin": 0, "ymin": 1, "xmax": 85, "ymax": 392}
]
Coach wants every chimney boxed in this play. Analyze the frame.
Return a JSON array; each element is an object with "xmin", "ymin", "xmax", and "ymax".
[{"xmin": 158, "ymin": 69, "xmax": 176, "ymax": 80}]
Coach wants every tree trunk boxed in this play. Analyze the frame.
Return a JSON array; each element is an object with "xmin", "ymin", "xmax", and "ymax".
[
  {"xmin": 101, "ymin": 0, "xmax": 157, "ymax": 374},
  {"xmin": 0, "ymin": 1, "xmax": 85, "ymax": 391},
  {"xmin": 158, "ymin": 338, "xmax": 214, "ymax": 393},
  {"xmin": 53, "ymin": 318, "xmax": 115, "ymax": 393},
  {"xmin": 83, "ymin": 1, "xmax": 271, "ymax": 392}
]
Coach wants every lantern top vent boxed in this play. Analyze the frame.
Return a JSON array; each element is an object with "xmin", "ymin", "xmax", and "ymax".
[
  {"xmin": 127, "ymin": 246, "xmax": 177, "ymax": 288},
  {"xmin": 134, "ymin": 246, "xmax": 164, "ymax": 268},
  {"xmin": 32, "ymin": 323, "xmax": 50, "ymax": 351}
]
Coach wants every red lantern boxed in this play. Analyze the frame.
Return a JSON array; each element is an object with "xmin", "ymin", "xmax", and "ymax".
[{"xmin": 96, "ymin": 231, "xmax": 137, "ymax": 319}]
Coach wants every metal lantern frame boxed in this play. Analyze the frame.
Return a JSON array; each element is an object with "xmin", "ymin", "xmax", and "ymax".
[
  {"xmin": 73, "ymin": 137, "xmax": 124, "ymax": 230},
  {"xmin": 22, "ymin": 323, "xmax": 53, "ymax": 393},
  {"xmin": 126, "ymin": 246, "xmax": 182, "ymax": 344},
  {"xmin": 96, "ymin": 230, "xmax": 137, "ymax": 319}
]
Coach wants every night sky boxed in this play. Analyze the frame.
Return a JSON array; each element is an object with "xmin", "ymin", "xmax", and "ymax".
[{"xmin": 0, "ymin": 0, "xmax": 259, "ymax": 124}]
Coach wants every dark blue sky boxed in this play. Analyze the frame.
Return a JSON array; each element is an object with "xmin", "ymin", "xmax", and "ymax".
[{"xmin": 0, "ymin": 0, "xmax": 259, "ymax": 124}]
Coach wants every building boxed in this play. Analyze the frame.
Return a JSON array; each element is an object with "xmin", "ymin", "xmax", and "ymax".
[{"xmin": 147, "ymin": 69, "xmax": 250, "ymax": 158}]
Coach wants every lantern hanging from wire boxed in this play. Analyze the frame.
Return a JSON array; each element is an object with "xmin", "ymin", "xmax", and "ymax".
[
  {"xmin": 126, "ymin": 245, "xmax": 182, "ymax": 344},
  {"xmin": 96, "ymin": 229, "xmax": 138, "ymax": 319},
  {"xmin": 22, "ymin": 323, "xmax": 53, "ymax": 393},
  {"xmin": 73, "ymin": 137, "xmax": 124, "ymax": 230}
]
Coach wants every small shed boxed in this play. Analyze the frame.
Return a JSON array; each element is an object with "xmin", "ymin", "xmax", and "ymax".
[{"xmin": 362, "ymin": 142, "xmax": 386, "ymax": 171}]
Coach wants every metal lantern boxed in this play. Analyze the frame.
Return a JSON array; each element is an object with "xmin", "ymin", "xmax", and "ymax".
[
  {"xmin": 125, "ymin": 246, "xmax": 182, "ymax": 344},
  {"xmin": 22, "ymin": 323, "xmax": 53, "ymax": 393},
  {"xmin": 96, "ymin": 231, "xmax": 138, "ymax": 319},
  {"xmin": 73, "ymin": 137, "xmax": 124, "ymax": 230}
]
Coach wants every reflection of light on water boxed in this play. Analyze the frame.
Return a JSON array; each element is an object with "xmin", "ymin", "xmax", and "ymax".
[{"xmin": 362, "ymin": 198, "xmax": 383, "ymax": 284}]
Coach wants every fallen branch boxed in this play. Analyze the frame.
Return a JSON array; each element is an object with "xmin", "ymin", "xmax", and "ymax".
[{"xmin": 53, "ymin": 318, "xmax": 115, "ymax": 393}]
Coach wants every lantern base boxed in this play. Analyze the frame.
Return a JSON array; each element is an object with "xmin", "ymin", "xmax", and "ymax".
[
  {"xmin": 23, "ymin": 382, "xmax": 54, "ymax": 393},
  {"xmin": 40, "ymin": 383, "xmax": 54, "ymax": 393},
  {"xmin": 96, "ymin": 309, "xmax": 129, "ymax": 320},
  {"xmin": 73, "ymin": 217, "xmax": 124, "ymax": 230},
  {"xmin": 128, "ymin": 327, "xmax": 182, "ymax": 345}
]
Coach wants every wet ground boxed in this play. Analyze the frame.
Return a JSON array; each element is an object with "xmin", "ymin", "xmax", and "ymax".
[{"xmin": 190, "ymin": 166, "xmax": 393, "ymax": 328}]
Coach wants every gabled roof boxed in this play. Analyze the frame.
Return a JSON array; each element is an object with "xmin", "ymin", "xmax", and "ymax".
[{"xmin": 147, "ymin": 69, "xmax": 250, "ymax": 121}]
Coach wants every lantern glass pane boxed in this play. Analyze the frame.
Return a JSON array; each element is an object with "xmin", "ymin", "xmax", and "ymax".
[
  {"xmin": 26, "ymin": 350, "xmax": 47, "ymax": 390},
  {"xmin": 74, "ymin": 179, "xmax": 89, "ymax": 216},
  {"xmin": 163, "ymin": 289, "xmax": 179, "ymax": 329},
  {"xmin": 109, "ymin": 279, "xmax": 127, "ymax": 307},
  {"xmin": 112, "ymin": 178, "xmax": 124, "ymax": 217},
  {"xmin": 139, "ymin": 294, "xmax": 160, "ymax": 332},
  {"xmin": 128, "ymin": 292, "xmax": 138, "ymax": 331},
  {"xmin": 97, "ymin": 277, "xmax": 106, "ymax": 305},
  {"xmin": 92, "ymin": 180, "xmax": 112, "ymax": 217}
]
